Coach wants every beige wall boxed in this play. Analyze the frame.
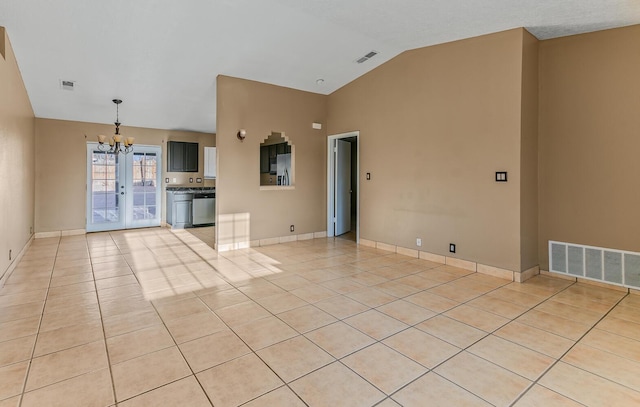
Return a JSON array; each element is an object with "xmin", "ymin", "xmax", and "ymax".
[
  {"xmin": 216, "ymin": 75, "xmax": 327, "ymax": 249},
  {"xmin": 0, "ymin": 27, "xmax": 36, "ymax": 279},
  {"xmin": 11, "ymin": 19, "xmax": 638, "ymax": 275},
  {"xmin": 520, "ymin": 30, "xmax": 539, "ymax": 270},
  {"xmin": 328, "ymin": 29, "xmax": 528, "ymax": 272},
  {"xmin": 538, "ymin": 25, "xmax": 640, "ymax": 269},
  {"xmin": 35, "ymin": 118, "xmax": 214, "ymax": 232}
]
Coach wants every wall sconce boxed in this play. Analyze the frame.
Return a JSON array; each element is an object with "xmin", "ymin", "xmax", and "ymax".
[{"xmin": 237, "ymin": 129, "xmax": 246, "ymax": 141}]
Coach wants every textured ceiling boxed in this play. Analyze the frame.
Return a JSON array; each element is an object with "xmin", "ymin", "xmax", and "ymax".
[{"xmin": 1, "ymin": 0, "xmax": 639, "ymax": 133}]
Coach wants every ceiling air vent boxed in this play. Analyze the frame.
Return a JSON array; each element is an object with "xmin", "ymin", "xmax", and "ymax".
[
  {"xmin": 60, "ymin": 80, "xmax": 75, "ymax": 91},
  {"xmin": 356, "ymin": 50, "xmax": 378, "ymax": 64}
]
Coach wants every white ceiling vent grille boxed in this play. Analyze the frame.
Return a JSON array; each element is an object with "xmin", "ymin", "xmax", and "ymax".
[
  {"xmin": 356, "ymin": 50, "xmax": 378, "ymax": 64},
  {"xmin": 549, "ymin": 240, "xmax": 640, "ymax": 288},
  {"xmin": 60, "ymin": 80, "xmax": 75, "ymax": 91}
]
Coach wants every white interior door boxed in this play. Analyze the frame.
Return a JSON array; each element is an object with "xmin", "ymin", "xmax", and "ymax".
[
  {"xmin": 335, "ymin": 139, "xmax": 351, "ymax": 236},
  {"xmin": 327, "ymin": 132, "xmax": 359, "ymax": 241},
  {"xmin": 86, "ymin": 143, "xmax": 162, "ymax": 232}
]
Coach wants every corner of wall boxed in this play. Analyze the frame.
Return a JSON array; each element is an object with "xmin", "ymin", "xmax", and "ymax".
[
  {"xmin": 0, "ymin": 27, "xmax": 36, "ymax": 279},
  {"xmin": 215, "ymin": 76, "xmax": 328, "ymax": 246},
  {"xmin": 537, "ymin": 25, "xmax": 640, "ymax": 270},
  {"xmin": 519, "ymin": 27, "xmax": 540, "ymax": 272},
  {"xmin": 0, "ymin": 26, "xmax": 6, "ymax": 60}
]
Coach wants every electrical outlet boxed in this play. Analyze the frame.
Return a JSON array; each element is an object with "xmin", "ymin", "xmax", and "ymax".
[
  {"xmin": 9, "ymin": 249, "xmax": 12, "ymax": 261},
  {"xmin": 30, "ymin": 226, "xmax": 33, "ymax": 234},
  {"xmin": 290, "ymin": 225, "xmax": 295, "ymax": 232},
  {"xmin": 165, "ymin": 178, "xmax": 170, "ymax": 183},
  {"xmin": 189, "ymin": 178, "xmax": 194, "ymax": 183},
  {"xmin": 449, "ymin": 243, "xmax": 456, "ymax": 253},
  {"xmin": 416, "ymin": 238, "xmax": 422, "ymax": 247},
  {"xmin": 366, "ymin": 173, "xmax": 371, "ymax": 180}
]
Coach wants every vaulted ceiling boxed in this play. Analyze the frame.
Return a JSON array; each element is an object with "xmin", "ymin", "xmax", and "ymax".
[{"xmin": 1, "ymin": 0, "xmax": 639, "ymax": 133}]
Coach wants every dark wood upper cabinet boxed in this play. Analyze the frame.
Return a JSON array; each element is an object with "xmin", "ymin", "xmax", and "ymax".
[
  {"xmin": 260, "ymin": 146, "xmax": 270, "ymax": 174},
  {"xmin": 168, "ymin": 141, "xmax": 199, "ymax": 172},
  {"xmin": 260, "ymin": 142, "xmax": 292, "ymax": 174},
  {"xmin": 184, "ymin": 142, "xmax": 198, "ymax": 172}
]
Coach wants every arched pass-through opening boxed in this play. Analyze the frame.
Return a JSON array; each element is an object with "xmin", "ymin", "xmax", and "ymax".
[{"xmin": 259, "ymin": 132, "xmax": 295, "ymax": 188}]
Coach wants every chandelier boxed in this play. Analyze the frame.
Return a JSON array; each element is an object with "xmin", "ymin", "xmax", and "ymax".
[{"xmin": 97, "ymin": 99, "xmax": 134, "ymax": 154}]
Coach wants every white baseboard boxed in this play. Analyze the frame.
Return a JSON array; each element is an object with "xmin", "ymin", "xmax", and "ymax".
[
  {"xmin": 355, "ymin": 238, "xmax": 542, "ymax": 282},
  {"xmin": 0, "ymin": 235, "xmax": 34, "ymax": 289},
  {"xmin": 35, "ymin": 229, "xmax": 85, "ymax": 238},
  {"xmin": 61, "ymin": 229, "xmax": 86, "ymax": 236},
  {"xmin": 35, "ymin": 231, "xmax": 61, "ymax": 238},
  {"xmin": 225, "ymin": 231, "xmax": 328, "ymax": 252}
]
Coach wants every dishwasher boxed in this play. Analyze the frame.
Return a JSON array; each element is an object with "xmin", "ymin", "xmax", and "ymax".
[{"xmin": 192, "ymin": 192, "xmax": 215, "ymax": 226}]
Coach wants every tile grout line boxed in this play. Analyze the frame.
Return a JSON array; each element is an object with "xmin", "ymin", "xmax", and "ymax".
[
  {"xmin": 208, "ymin": 259, "xmax": 507, "ymax": 403},
  {"xmin": 145, "ymin": 297, "xmax": 218, "ymax": 406},
  {"xmin": 10, "ymin": 238, "xmax": 109, "ymax": 403},
  {"xmin": 17, "ymin": 236, "xmax": 61, "ymax": 407},
  {"xmin": 107, "ymin": 230, "xmax": 217, "ymax": 406},
  {"xmin": 508, "ymin": 289, "xmax": 632, "ymax": 407},
  {"xmin": 192, "ymin": 290, "xmax": 312, "ymax": 407},
  {"xmin": 455, "ymin": 279, "xmax": 583, "ymax": 406},
  {"xmin": 85, "ymin": 232, "xmax": 185, "ymax": 404},
  {"xmin": 138, "ymin": 236, "xmax": 631, "ymax": 406},
  {"xmin": 88, "ymin": 232, "xmax": 121, "ymax": 406},
  {"xmin": 188, "ymin": 243, "xmax": 526, "ymax": 404},
  {"xmin": 375, "ymin": 278, "xmax": 580, "ymax": 405},
  {"xmin": 171, "ymin": 240, "xmax": 431, "ymax": 404},
  {"xmin": 20, "ymin": 230, "xmax": 634, "ymax": 407},
  {"xmin": 178, "ymin": 238, "xmax": 597, "ymax": 406},
  {"xmin": 366, "ymin": 290, "xmax": 521, "ymax": 404},
  {"xmin": 429, "ymin": 279, "xmax": 588, "ymax": 406},
  {"xmin": 143, "ymin": 231, "xmax": 293, "ymax": 406}
]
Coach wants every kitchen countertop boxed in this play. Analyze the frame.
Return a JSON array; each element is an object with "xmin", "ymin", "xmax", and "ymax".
[{"xmin": 166, "ymin": 186, "xmax": 216, "ymax": 193}]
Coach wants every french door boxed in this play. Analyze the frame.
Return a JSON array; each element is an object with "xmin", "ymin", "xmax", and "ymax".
[{"xmin": 86, "ymin": 143, "xmax": 162, "ymax": 232}]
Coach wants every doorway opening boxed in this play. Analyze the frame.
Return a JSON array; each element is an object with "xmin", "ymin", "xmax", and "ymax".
[
  {"xmin": 86, "ymin": 143, "xmax": 162, "ymax": 232},
  {"xmin": 327, "ymin": 132, "xmax": 359, "ymax": 242}
]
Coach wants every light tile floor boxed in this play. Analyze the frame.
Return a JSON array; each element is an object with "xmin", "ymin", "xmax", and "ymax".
[{"xmin": 1, "ymin": 228, "xmax": 640, "ymax": 406}]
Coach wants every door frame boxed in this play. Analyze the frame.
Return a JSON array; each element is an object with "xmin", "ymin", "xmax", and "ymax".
[
  {"xmin": 86, "ymin": 142, "xmax": 162, "ymax": 232},
  {"xmin": 327, "ymin": 131, "xmax": 360, "ymax": 242}
]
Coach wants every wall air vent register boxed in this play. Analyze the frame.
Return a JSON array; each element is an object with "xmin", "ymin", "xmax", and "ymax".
[
  {"xmin": 356, "ymin": 51, "xmax": 378, "ymax": 64},
  {"xmin": 549, "ymin": 240, "xmax": 640, "ymax": 288},
  {"xmin": 60, "ymin": 80, "xmax": 75, "ymax": 91}
]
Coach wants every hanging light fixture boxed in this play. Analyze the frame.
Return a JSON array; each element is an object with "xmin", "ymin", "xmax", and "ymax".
[{"xmin": 97, "ymin": 99, "xmax": 134, "ymax": 154}]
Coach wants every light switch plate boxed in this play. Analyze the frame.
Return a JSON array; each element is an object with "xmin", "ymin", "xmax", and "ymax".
[{"xmin": 495, "ymin": 171, "xmax": 507, "ymax": 182}]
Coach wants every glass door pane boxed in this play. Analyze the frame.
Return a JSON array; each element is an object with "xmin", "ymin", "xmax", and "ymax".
[
  {"xmin": 125, "ymin": 147, "xmax": 161, "ymax": 228},
  {"xmin": 86, "ymin": 145, "xmax": 126, "ymax": 232},
  {"xmin": 86, "ymin": 143, "xmax": 162, "ymax": 232}
]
